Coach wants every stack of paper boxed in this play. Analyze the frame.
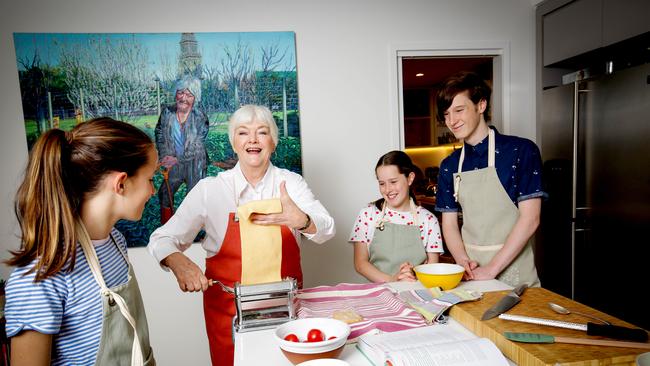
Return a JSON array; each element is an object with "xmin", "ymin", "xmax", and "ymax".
[{"xmin": 357, "ymin": 325, "xmax": 508, "ymax": 366}]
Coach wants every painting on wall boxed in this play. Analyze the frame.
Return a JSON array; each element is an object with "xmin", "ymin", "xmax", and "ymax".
[{"xmin": 13, "ymin": 32, "xmax": 302, "ymax": 246}]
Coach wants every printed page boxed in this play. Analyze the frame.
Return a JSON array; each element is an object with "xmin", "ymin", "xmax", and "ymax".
[
  {"xmin": 359, "ymin": 324, "xmax": 473, "ymax": 353},
  {"xmin": 388, "ymin": 338, "xmax": 509, "ymax": 366},
  {"xmin": 357, "ymin": 325, "xmax": 475, "ymax": 366}
]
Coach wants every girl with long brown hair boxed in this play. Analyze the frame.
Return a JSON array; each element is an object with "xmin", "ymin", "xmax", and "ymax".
[{"xmin": 4, "ymin": 118, "xmax": 157, "ymax": 366}]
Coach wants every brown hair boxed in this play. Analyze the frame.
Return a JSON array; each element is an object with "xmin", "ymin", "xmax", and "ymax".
[
  {"xmin": 436, "ymin": 71, "xmax": 491, "ymax": 123},
  {"xmin": 373, "ymin": 150, "xmax": 418, "ymax": 210},
  {"xmin": 7, "ymin": 117, "xmax": 153, "ymax": 281}
]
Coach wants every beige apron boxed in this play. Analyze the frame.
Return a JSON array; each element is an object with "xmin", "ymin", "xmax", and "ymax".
[
  {"xmin": 368, "ymin": 200, "xmax": 427, "ymax": 275},
  {"xmin": 77, "ymin": 224, "xmax": 155, "ymax": 366},
  {"xmin": 453, "ymin": 129, "xmax": 540, "ymax": 287}
]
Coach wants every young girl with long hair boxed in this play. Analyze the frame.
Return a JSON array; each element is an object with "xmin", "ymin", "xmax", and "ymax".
[
  {"xmin": 349, "ymin": 150, "xmax": 443, "ymax": 283},
  {"xmin": 4, "ymin": 118, "xmax": 157, "ymax": 365}
]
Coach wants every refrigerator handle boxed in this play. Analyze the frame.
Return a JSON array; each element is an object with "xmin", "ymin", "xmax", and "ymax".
[
  {"xmin": 574, "ymin": 207, "xmax": 592, "ymax": 232},
  {"xmin": 570, "ymin": 81, "xmax": 579, "ymax": 300}
]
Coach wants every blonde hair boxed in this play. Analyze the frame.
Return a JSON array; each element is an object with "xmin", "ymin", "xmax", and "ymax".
[
  {"xmin": 7, "ymin": 118, "xmax": 153, "ymax": 281},
  {"xmin": 228, "ymin": 104, "xmax": 279, "ymax": 147}
]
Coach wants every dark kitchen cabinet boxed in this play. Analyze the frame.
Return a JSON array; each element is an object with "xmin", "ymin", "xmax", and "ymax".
[
  {"xmin": 403, "ymin": 89, "xmax": 432, "ymax": 147},
  {"xmin": 539, "ymin": 0, "xmax": 650, "ymax": 67},
  {"xmin": 602, "ymin": 0, "xmax": 650, "ymax": 46},
  {"xmin": 403, "ymin": 89, "xmax": 457, "ymax": 147},
  {"xmin": 542, "ymin": 0, "xmax": 601, "ymax": 66}
]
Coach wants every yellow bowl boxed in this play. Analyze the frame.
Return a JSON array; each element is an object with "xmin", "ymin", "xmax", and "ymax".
[{"xmin": 413, "ymin": 263, "xmax": 464, "ymax": 290}]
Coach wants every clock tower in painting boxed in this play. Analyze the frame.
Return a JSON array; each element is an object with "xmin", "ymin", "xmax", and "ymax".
[{"xmin": 178, "ymin": 32, "xmax": 203, "ymax": 78}]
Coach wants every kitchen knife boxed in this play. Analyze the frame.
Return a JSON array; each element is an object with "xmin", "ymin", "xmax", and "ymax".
[
  {"xmin": 499, "ymin": 314, "xmax": 649, "ymax": 342},
  {"xmin": 481, "ymin": 283, "xmax": 528, "ymax": 320},
  {"xmin": 504, "ymin": 332, "xmax": 650, "ymax": 349}
]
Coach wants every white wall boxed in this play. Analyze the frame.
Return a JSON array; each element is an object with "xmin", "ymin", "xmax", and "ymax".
[{"xmin": 0, "ymin": 0, "xmax": 536, "ymax": 364}]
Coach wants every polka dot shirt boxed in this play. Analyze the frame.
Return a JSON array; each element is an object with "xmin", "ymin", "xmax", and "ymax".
[{"xmin": 348, "ymin": 204, "xmax": 443, "ymax": 253}]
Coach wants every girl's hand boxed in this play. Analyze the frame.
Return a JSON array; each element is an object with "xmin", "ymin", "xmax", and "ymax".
[
  {"xmin": 457, "ymin": 258, "xmax": 478, "ymax": 280},
  {"xmin": 392, "ymin": 262, "xmax": 417, "ymax": 282}
]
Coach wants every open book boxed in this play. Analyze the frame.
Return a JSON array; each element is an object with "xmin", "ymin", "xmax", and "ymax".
[{"xmin": 357, "ymin": 325, "xmax": 509, "ymax": 366}]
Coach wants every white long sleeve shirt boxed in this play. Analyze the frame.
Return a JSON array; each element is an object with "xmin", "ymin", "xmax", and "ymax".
[{"xmin": 148, "ymin": 162, "xmax": 336, "ymax": 264}]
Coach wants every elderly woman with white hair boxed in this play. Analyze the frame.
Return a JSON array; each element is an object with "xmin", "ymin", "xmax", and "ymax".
[
  {"xmin": 154, "ymin": 75, "xmax": 209, "ymax": 224},
  {"xmin": 148, "ymin": 104, "xmax": 335, "ymax": 366}
]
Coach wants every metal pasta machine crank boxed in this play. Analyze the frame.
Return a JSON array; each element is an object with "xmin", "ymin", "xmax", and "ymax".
[{"xmin": 214, "ymin": 277, "xmax": 298, "ymax": 333}]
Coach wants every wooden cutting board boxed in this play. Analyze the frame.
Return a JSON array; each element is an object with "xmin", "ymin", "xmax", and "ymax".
[{"xmin": 449, "ymin": 287, "xmax": 649, "ymax": 366}]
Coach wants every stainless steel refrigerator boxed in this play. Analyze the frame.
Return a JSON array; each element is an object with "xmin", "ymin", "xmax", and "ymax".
[{"xmin": 537, "ymin": 62, "xmax": 650, "ymax": 330}]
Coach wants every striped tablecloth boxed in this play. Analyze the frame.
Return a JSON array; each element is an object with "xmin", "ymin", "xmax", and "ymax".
[{"xmin": 296, "ymin": 283, "xmax": 428, "ymax": 341}]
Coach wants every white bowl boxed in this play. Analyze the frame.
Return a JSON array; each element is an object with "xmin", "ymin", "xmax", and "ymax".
[{"xmin": 275, "ymin": 318, "xmax": 350, "ymax": 364}]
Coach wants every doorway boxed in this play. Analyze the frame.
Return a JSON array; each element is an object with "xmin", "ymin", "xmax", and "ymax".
[
  {"xmin": 401, "ymin": 56, "xmax": 494, "ymax": 148},
  {"xmin": 389, "ymin": 42, "xmax": 510, "ymax": 151}
]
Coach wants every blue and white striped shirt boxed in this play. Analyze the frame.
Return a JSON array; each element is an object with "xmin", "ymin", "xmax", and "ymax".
[{"xmin": 5, "ymin": 228, "xmax": 130, "ymax": 365}]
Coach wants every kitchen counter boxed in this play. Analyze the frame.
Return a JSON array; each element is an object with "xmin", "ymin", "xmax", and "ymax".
[{"xmin": 234, "ymin": 279, "xmax": 512, "ymax": 366}]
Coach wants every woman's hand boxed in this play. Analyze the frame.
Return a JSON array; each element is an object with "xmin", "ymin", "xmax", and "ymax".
[
  {"xmin": 392, "ymin": 262, "xmax": 417, "ymax": 282},
  {"xmin": 162, "ymin": 252, "xmax": 210, "ymax": 292},
  {"xmin": 250, "ymin": 181, "xmax": 312, "ymax": 231}
]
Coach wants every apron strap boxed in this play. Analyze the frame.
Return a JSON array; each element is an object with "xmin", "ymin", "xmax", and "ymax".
[
  {"xmin": 76, "ymin": 223, "xmax": 144, "ymax": 366},
  {"xmin": 376, "ymin": 199, "xmax": 420, "ymax": 230},
  {"xmin": 488, "ymin": 128, "xmax": 496, "ymax": 167},
  {"xmin": 376, "ymin": 201, "xmax": 388, "ymax": 231},
  {"xmin": 454, "ymin": 129, "xmax": 496, "ymax": 202}
]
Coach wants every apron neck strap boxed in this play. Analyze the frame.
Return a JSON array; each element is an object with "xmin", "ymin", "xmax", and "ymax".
[
  {"xmin": 376, "ymin": 199, "xmax": 420, "ymax": 230},
  {"xmin": 457, "ymin": 128, "xmax": 495, "ymax": 172},
  {"xmin": 488, "ymin": 128, "xmax": 496, "ymax": 167},
  {"xmin": 76, "ymin": 222, "xmax": 144, "ymax": 366},
  {"xmin": 454, "ymin": 128, "xmax": 495, "ymax": 202}
]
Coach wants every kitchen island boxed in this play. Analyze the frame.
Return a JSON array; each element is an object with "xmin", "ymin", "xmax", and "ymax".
[{"xmin": 234, "ymin": 279, "xmax": 513, "ymax": 366}]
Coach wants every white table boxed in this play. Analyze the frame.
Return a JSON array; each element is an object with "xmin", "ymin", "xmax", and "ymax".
[{"xmin": 234, "ymin": 280, "xmax": 513, "ymax": 366}]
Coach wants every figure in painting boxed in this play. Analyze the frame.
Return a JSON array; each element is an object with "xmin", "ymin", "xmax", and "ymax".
[{"xmin": 155, "ymin": 75, "xmax": 210, "ymax": 224}]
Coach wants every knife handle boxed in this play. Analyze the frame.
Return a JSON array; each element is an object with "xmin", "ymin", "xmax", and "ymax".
[{"xmin": 586, "ymin": 322, "xmax": 649, "ymax": 342}]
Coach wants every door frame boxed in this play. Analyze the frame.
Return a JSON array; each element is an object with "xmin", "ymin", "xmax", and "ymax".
[{"xmin": 389, "ymin": 41, "xmax": 510, "ymax": 149}]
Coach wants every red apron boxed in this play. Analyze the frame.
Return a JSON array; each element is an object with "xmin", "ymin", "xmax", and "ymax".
[{"xmin": 203, "ymin": 212, "xmax": 303, "ymax": 366}]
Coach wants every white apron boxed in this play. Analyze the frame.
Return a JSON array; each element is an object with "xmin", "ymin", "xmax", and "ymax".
[
  {"xmin": 453, "ymin": 129, "xmax": 540, "ymax": 287},
  {"xmin": 77, "ymin": 224, "xmax": 155, "ymax": 366}
]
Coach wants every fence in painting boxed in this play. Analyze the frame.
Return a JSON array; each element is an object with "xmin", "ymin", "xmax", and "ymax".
[{"xmin": 22, "ymin": 71, "xmax": 300, "ymax": 147}]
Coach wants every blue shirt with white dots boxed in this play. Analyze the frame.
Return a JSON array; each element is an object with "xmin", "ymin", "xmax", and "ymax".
[{"xmin": 435, "ymin": 127, "xmax": 547, "ymax": 212}]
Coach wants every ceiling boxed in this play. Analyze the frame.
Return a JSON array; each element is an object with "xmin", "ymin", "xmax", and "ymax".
[{"xmin": 402, "ymin": 57, "xmax": 493, "ymax": 89}]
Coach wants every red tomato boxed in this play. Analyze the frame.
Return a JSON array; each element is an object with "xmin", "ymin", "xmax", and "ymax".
[
  {"xmin": 284, "ymin": 333, "xmax": 299, "ymax": 342},
  {"xmin": 306, "ymin": 328, "xmax": 325, "ymax": 342},
  {"xmin": 328, "ymin": 336, "xmax": 337, "ymax": 340}
]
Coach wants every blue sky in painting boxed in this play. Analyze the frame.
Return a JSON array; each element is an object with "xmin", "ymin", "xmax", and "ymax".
[{"xmin": 13, "ymin": 31, "xmax": 296, "ymax": 76}]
